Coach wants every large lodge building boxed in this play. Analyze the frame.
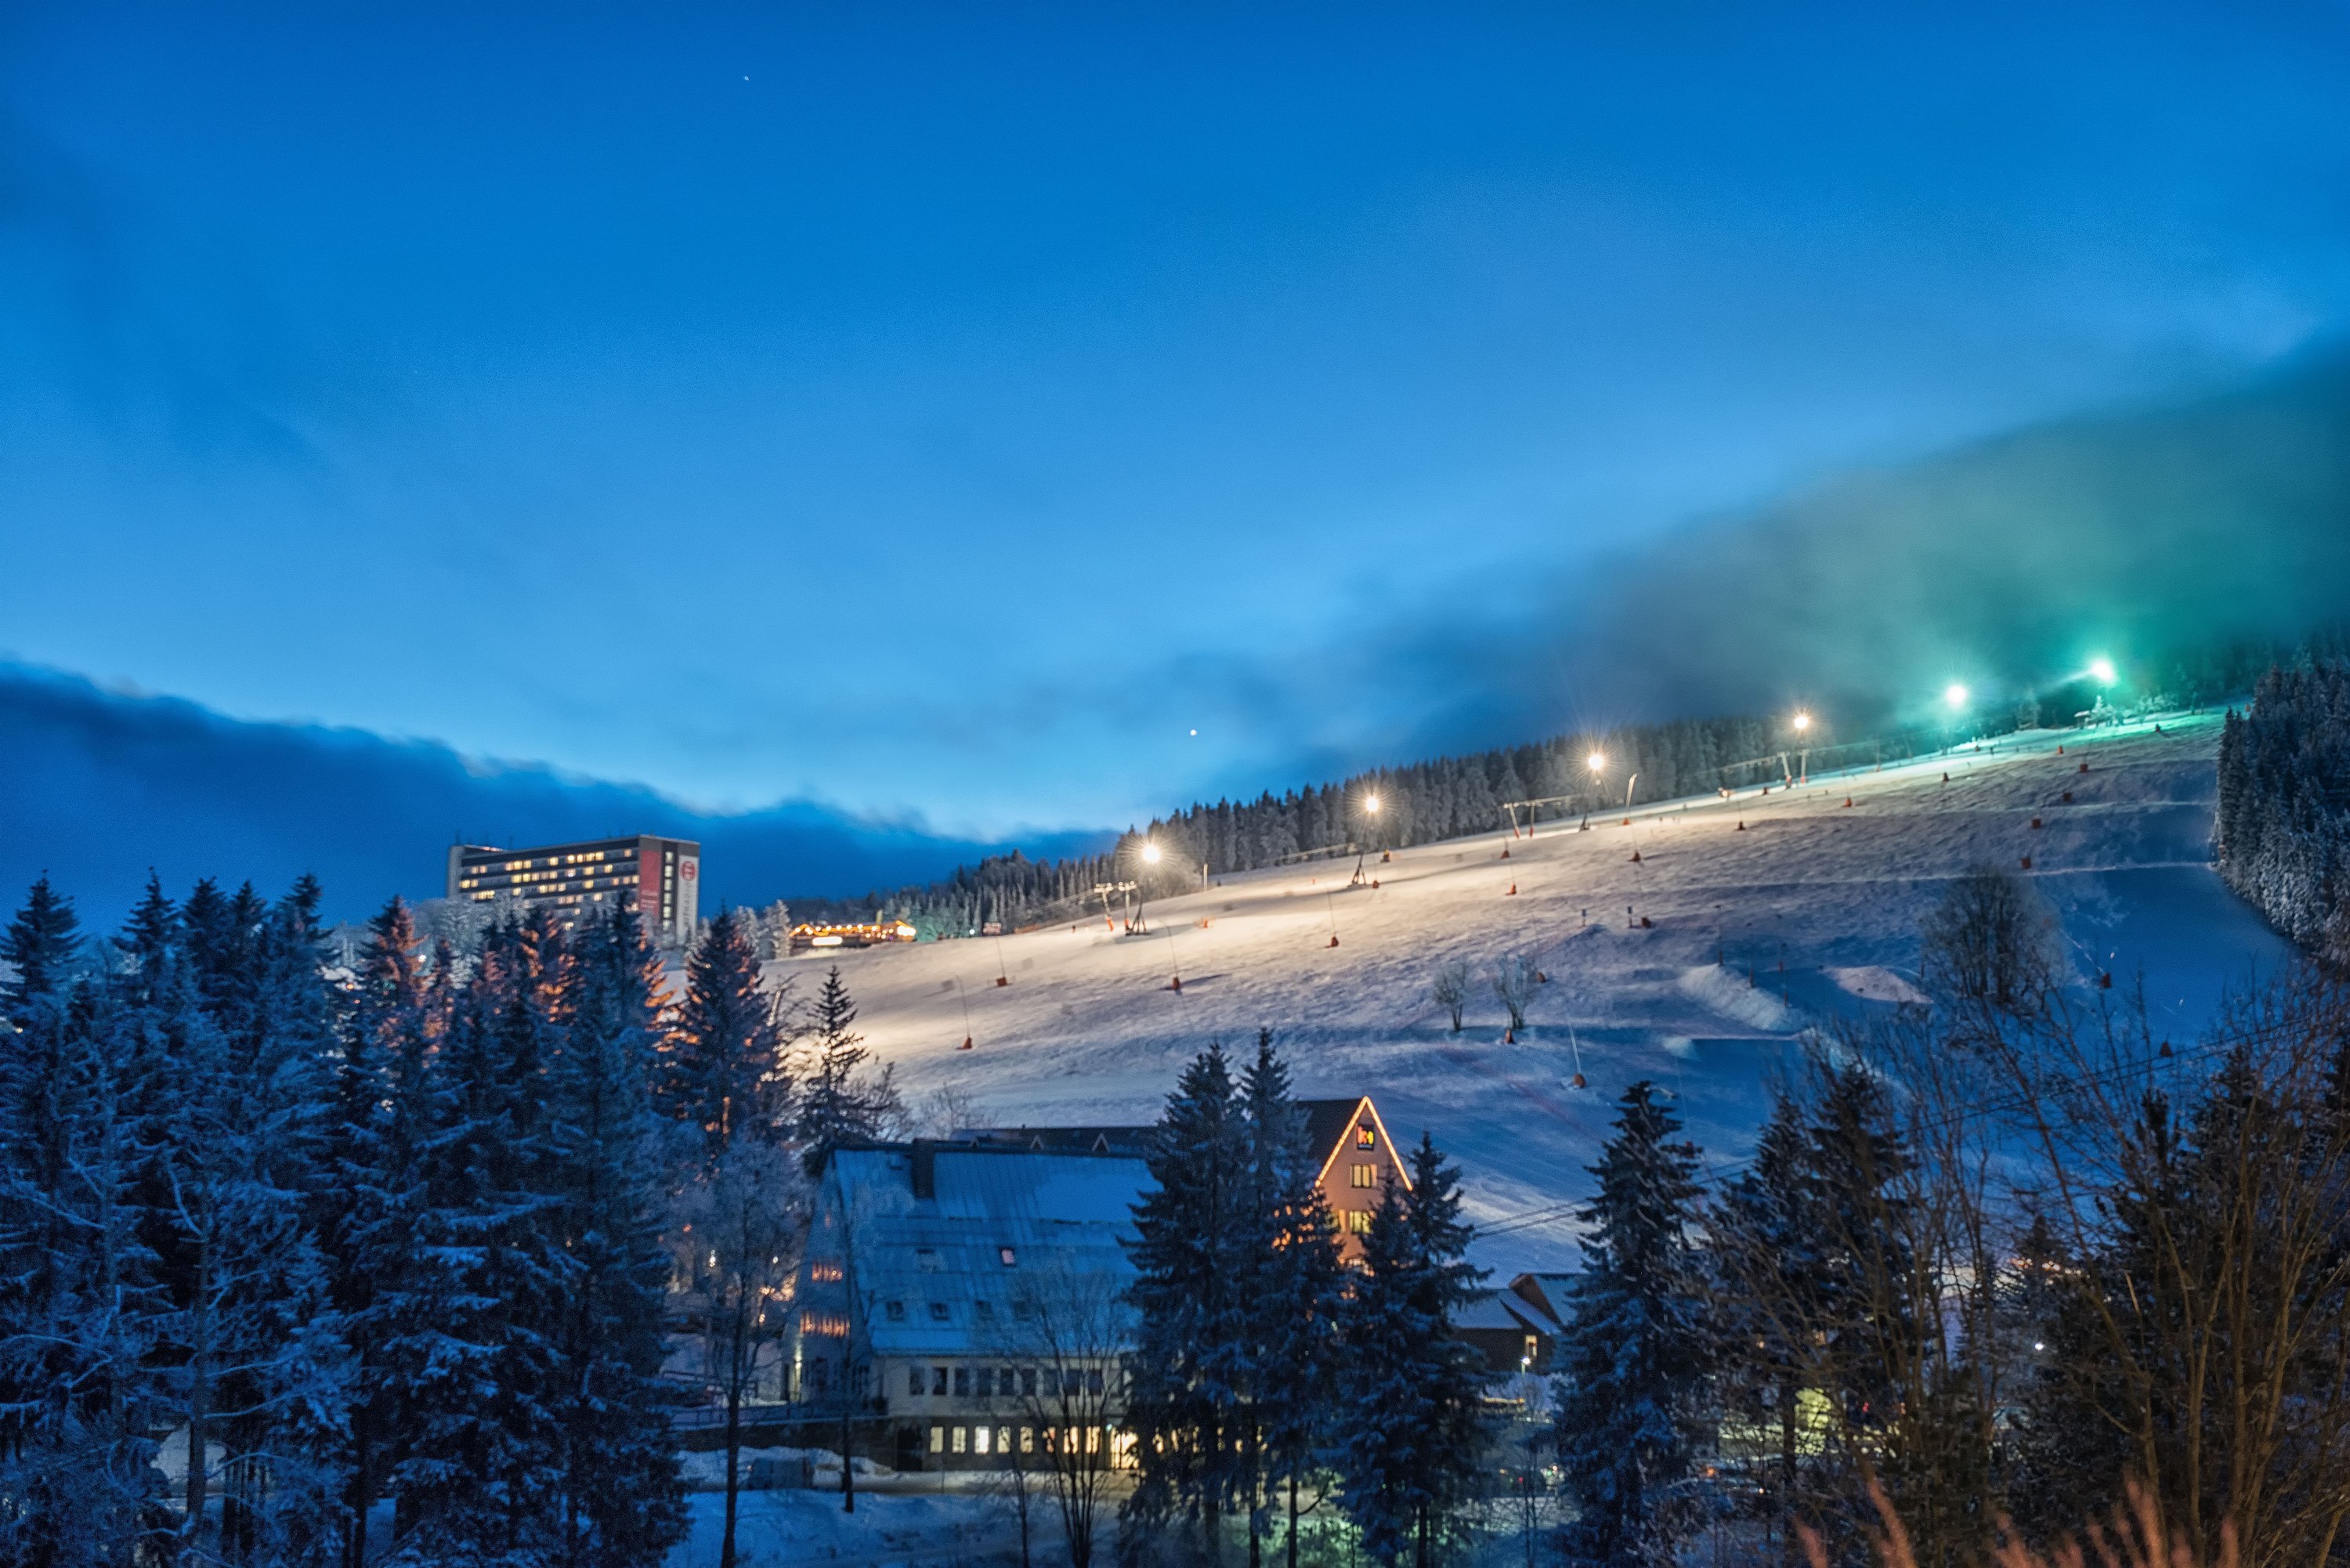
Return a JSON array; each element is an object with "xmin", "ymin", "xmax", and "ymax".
[{"xmin": 784, "ymin": 1095, "xmax": 1566, "ymax": 1473}]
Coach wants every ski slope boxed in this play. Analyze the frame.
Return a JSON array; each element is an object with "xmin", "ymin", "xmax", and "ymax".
[{"xmin": 765, "ymin": 716, "xmax": 2287, "ymax": 1271}]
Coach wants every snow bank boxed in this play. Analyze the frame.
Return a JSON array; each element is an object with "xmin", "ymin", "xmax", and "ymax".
[
  {"xmin": 1824, "ymin": 966, "xmax": 1929, "ymax": 1006},
  {"xmin": 1676, "ymin": 964, "xmax": 1795, "ymax": 1032}
]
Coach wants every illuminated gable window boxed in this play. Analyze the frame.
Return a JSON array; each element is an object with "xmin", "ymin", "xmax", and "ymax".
[
  {"xmin": 999, "ymin": 1246, "xmax": 1018, "ymax": 1266},
  {"xmin": 1345, "ymin": 1209, "xmax": 1373, "ymax": 1234},
  {"xmin": 1350, "ymin": 1164, "xmax": 1377, "ymax": 1188}
]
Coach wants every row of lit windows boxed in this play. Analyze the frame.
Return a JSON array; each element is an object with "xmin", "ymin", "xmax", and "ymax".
[
  {"xmin": 908, "ymin": 1364, "xmax": 1110, "ymax": 1400},
  {"xmin": 933, "ymin": 1423, "xmax": 1130, "ymax": 1461}
]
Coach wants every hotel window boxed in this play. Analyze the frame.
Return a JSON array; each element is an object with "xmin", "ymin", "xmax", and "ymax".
[
  {"xmin": 1346, "ymin": 1209, "xmax": 1373, "ymax": 1234},
  {"xmin": 974, "ymin": 1425, "xmax": 992, "ymax": 1455},
  {"xmin": 1350, "ymin": 1163, "xmax": 1377, "ymax": 1188},
  {"xmin": 1021, "ymin": 1426, "xmax": 1035, "ymax": 1454},
  {"xmin": 999, "ymin": 1245, "xmax": 1018, "ymax": 1266},
  {"xmin": 996, "ymin": 1426, "xmax": 1013, "ymax": 1455},
  {"xmin": 908, "ymin": 1367, "xmax": 924, "ymax": 1396},
  {"xmin": 954, "ymin": 1367, "xmax": 971, "ymax": 1398},
  {"xmin": 931, "ymin": 1425, "xmax": 945, "ymax": 1454},
  {"xmin": 931, "ymin": 1367, "xmax": 948, "ymax": 1396},
  {"xmin": 951, "ymin": 1426, "xmax": 967, "ymax": 1454}
]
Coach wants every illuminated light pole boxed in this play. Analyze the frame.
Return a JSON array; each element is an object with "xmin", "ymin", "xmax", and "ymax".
[
  {"xmin": 2089, "ymin": 657, "xmax": 2117, "ymax": 686},
  {"xmin": 1351, "ymin": 792, "xmax": 1382, "ymax": 885},
  {"xmin": 1787, "ymin": 710, "xmax": 1814, "ymax": 785},
  {"xmin": 1943, "ymin": 683, "xmax": 1969, "ymax": 758},
  {"xmin": 1584, "ymin": 751, "xmax": 1606, "ymax": 830}
]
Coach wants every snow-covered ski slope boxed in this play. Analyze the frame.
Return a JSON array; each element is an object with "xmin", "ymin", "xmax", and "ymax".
[{"xmin": 767, "ymin": 715, "xmax": 2287, "ymax": 1270}]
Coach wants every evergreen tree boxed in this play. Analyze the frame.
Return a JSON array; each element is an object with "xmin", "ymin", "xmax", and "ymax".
[
  {"xmin": 1707, "ymin": 1093, "xmax": 1816, "ymax": 1553},
  {"xmin": 327, "ymin": 898, "xmax": 433, "ymax": 1568},
  {"xmin": 381, "ymin": 912, "xmax": 569, "ymax": 1565},
  {"xmin": 1, "ymin": 873, "xmax": 81, "ymax": 1024},
  {"xmin": 1555, "ymin": 1082, "xmax": 1709, "ymax": 1567},
  {"xmin": 792, "ymin": 966, "xmax": 899, "ymax": 1173},
  {"xmin": 1333, "ymin": 1134, "xmax": 1487, "ymax": 1568},
  {"xmin": 1123, "ymin": 1043, "xmax": 1253, "ymax": 1561},
  {"xmin": 665, "ymin": 906, "xmax": 787, "ymax": 1159},
  {"xmin": 544, "ymin": 902, "xmax": 688, "ymax": 1568},
  {"xmin": 1238, "ymin": 1033, "xmax": 1344, "ymax": 1568},
  {"xmin": 0, "ymin": 883, "xmax": 168, "ymax": 1566}
]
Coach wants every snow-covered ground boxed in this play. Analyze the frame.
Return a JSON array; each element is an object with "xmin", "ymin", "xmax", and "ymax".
[
  {"xmin": 766, "ymin": 716, "xmax": 2286, "ymax": 1273},
  {"xmin": 673, "ymin": 1486, "xmax": 1027, "ymax": 1567}
]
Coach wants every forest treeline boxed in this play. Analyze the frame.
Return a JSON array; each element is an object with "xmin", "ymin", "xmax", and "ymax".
[
  {"xmin": 0, "ymin": 878, "xmax": 900, "ymax": 1567},
  {"xmin": 808, "ymin": 638, "xmax": 2288, "ymax": 937},
  {"xmin": 2218, "ymin": 656, "xmax": 2350, "ymax": 961}
]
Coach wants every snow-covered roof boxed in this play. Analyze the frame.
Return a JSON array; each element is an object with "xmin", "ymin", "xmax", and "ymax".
[{"xmin": 821, "ymin": 1145, "xmax": 1147, "ymax": 1360}]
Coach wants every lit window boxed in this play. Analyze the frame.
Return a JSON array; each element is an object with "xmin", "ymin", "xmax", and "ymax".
[
  {"xmin": 997, "ymin": 1426, "xmax": 1013, "ymax": 1455},
  {"xmin": 930, "ymin": 1425, "xmax": 945, "ymax": 1454},
  {"xmin": 974, "ymin": 1425, "xmax": 992, "ymax": 1455},
  {"xmin": 952, "ymin": 1426, "xmax": 967, "ymax": 1454},
  {"xmin": 1021, "ymin": 1426, "xmax": 1035, "ymax": 1454},
  {"xmin": 1346, "ymin": 1209, "xmax": 1373, "ymax": 1234},
  {"xmin": 999, "ymin": 1246, "xmax": 1018, "ymax": 1266},
  {"xmin": 1350, "ymin": 1164, "xmax": 1377, "ymax": 1188}
]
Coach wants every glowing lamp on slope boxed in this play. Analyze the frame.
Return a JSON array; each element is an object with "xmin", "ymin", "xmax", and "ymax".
[
  {"xmin": 1140, "ymin": 841, "xmax": 1162, "ymax": 865},
  {"xmin": 1943, "ymin": 684, "xmax": 1969, "ymax": 710},
  {"xmin": 1791, "ymin": 711, "xmax": 1813, "ymax": 733},
  {"xmin": 1586, "ymin": 751, "xmax": 1607, "ymax": 774},
  {"xmin": 1365, "ymin": 794, "xmax": 1380, "ymax": 815},
  {"xmin": 2090, "ymin": 657, "xmax": 2117, "ymax": 685}
]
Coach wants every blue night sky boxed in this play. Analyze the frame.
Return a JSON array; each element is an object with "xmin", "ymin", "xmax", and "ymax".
[{"xmin": 7, "ymin": 3, "xmax": 2350, "ymax": 917}]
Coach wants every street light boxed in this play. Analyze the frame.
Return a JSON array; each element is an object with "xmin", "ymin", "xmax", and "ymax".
[
  {"xmin": 1943, "ymin": 684, "xmax": 1969, "ymax": 710},
  {"xmin": 1791, "ymin": 711, "xmax": 1812, "ymax": 733},
  {"xmin": 1365, "ymin": 793, "xmax": 1380, "ymax": 815},
  {"xmin": 1140, "ymin": 841, "xmax": 1162, "ymax": 865},
  {"xmin": 2089, "ymin": 657, "xmax": 2117, "ymax": 685}
]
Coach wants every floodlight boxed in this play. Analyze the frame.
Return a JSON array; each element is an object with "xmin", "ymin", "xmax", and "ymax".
[
  {"xmin": 1586, "ymin": 751, "xmax": 1607, "ymax": 772},
  {"xmin": 1791, "ymin": 711, "xmax": 1813, "ymax": 732},
  {"xmin": 1141, "ymin": 841, "xmax": 1162, "ymax": 865},
  {"xmin": 1365, "ymin": 794, "xmax": 1381, "ymax": 814},
  {"xmin": 2090, "ymin": 657, "xmax": 2117, "ymax": 685},
  {"xmin": 1943, "ymin": 684, "xmax": 1969, "ymax": 709}
]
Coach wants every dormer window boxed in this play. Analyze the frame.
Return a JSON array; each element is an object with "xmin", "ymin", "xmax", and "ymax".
[
  {"xmin": 886, "ymin": 1300, "xmax": 906, "ymax": 1321},
  {"xmin": 999, "ymin": 1245, "xmax": 1018, "ymax": 1267},
  {"xmin": 916, "ymin": 1248, "xmax": 942, "ymax": 1272}
]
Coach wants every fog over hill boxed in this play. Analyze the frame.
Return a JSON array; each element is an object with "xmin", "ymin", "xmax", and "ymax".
[{"xmin": 5, "ymin": 354, "xmax": 2349, "ymax": 922}]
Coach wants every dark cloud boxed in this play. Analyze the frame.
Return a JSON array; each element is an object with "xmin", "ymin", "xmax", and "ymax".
[{"xmin": 0, "ymin": 666, "xmax": 1108, "ymax": 927}]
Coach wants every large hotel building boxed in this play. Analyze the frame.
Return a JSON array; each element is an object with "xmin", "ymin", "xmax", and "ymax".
[{"xmin": 444, "ymin": 834, "xmax": 702, "ymax": 948}]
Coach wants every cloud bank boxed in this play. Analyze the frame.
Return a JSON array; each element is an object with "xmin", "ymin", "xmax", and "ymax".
[{"xmin": 0, "ymin": 667, "xmax": 1108, "ymax": 927}]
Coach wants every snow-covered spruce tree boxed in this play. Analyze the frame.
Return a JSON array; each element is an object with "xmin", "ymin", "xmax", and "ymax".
[
  {"xmin": 1122, "ymin": 1042, "xmax": 1253, "ymax": 1563},
  {"xmin": 381, "ymin": 911, "xmax": 570, "ymax": 1565},
  {"xmin": 663, "ymin": 905, "xmax": 790, "ymax": 1161},
  {"xmin": 326, "ymin": 897, "xmax": 441, "ymax": 1568},
  {"xmin": 543, "ymin": 901, "xmax": 687, "ymax": 1568},
  {"xmin": 2215, "ymin": 660, "xmax": 2350, "ymax": 958},
  {"xmin": 1333, "ymin": 1133, "xmax": 1487, "ymax": 1568},
  {"xmin": 791, "ymin": 965, "xmax": 900, "ymax": 1175},
  {"xmin": 1554, "ymin": 1082, "xmax": 1709, "ymax": 1568},
  {"xmin": 0, "ymin": 879, "xmax": 172, "ymax": 1565},
  {"xmin": 1706, "ymin": 1093, "xmax": 1817, "ymax": 1553},
  {"xmin": 150, "ymin": 879, "xmax": 352, "ymax": 1564},
  {"xmin": 1239, "ymin": 1033, "xmax": 1345, "ymax": 1568}
]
